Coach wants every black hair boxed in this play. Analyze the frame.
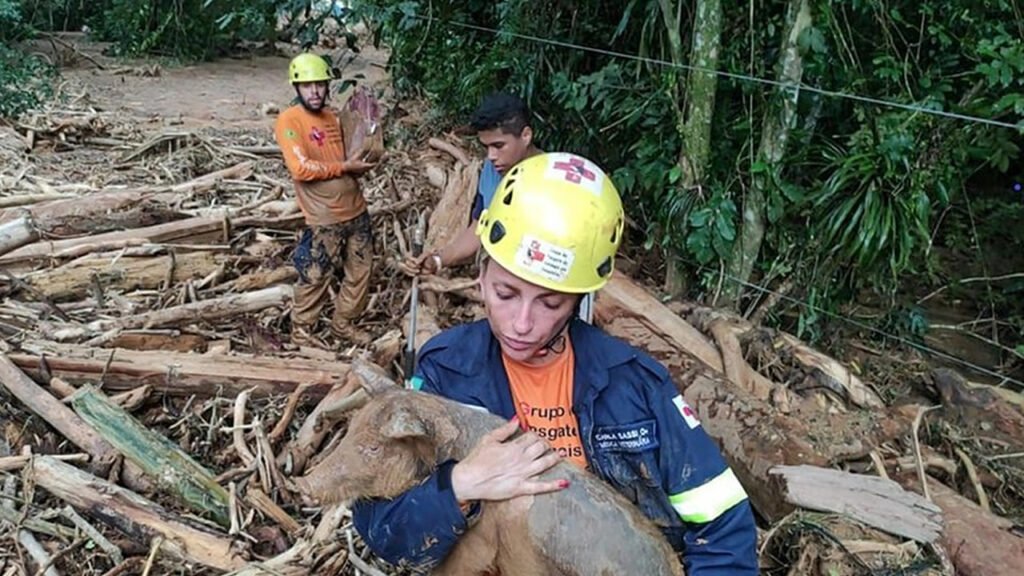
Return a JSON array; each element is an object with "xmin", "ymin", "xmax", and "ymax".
[{"xmin": 470, "ymin": 92, "xmax": 531, "ymax": 135}]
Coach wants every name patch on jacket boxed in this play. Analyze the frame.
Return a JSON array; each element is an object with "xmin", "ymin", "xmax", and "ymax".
[{"xmin": 593, "ymin": 420, "xmax": 658, "ymax": 453}]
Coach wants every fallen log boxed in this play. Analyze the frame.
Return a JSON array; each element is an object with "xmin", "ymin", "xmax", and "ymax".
[
  {"xmin": 97, "ymin": 284, "xmax": 293, "ymax": 332},
  {"xmin": 895, "ymin": 473, "xmax": 1024, "ymax": 576},
  {"xmin": 933, "ymin": 367, "xmax": 1024, "ymax": 454},
  {"xmin": 23, "ymin": 251, "xmax": 224, "ymax": 301},
  {"xmin": 27, "ymin": 189, "xmax": 186, "ymax": 237},
  {"xmin": 595, "ymin": 310, "xmax": 915, "ymax": 521},
  {"xmin": 0, "ymin": 353, "xmax": 118, "ymax": 475},
  {"xmin": 11, "ymin": 341, "xmax": 350, "ymax": 398},
  {"xmin": 0, "ymin": 214, "xmax": 36, "ymax": 257},
  {"xmin": 30, "ymin": 456, "xmax": 247, "ymax": 571},
  {"xmin": 69, "ymin": 385, "xmax": 231, "ymax": 526},
  {"xmin": 0, "ymin": 212, "xmax": 304, "ymax": 268},
  {"xmin": 597, "ymin": 276, "xmax": 724, "ymax": 373},
  {"xmin": 770, "ymin": 464, "xmax": 943, "ymax": 543}
]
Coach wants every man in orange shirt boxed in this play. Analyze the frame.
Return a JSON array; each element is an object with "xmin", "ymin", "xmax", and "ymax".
[{"xmin": 274, "ymin": 53, "xmax": 377, "ymax": 347}]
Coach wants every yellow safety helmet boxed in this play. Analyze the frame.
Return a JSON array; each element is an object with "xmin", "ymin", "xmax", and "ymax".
[
  {"xmin": 288, "ymin": 53, "xmax": 332, "ymax": 84},
  {"xmin": 476, "ymin": 152, "xmax": 624, "ymax": 293}
]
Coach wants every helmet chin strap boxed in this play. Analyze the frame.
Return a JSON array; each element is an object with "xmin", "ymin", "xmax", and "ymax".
[{"xmin": 531, "ymin": 296, "xmax": 582, "ymax": 358}]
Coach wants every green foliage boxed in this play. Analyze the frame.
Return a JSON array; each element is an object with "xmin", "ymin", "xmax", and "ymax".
[
  {"xmin": 363, "ymin": 1, "xmax": 1023, "ymax": 333},
  {"xmin": 0, "ymin": 1, "xmax": 55, "ymax": 118}
]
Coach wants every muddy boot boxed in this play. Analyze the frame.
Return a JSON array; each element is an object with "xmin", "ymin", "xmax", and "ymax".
[
  {"xmin": 330, "ymin": 320, "xmax": 372, "ymax": 347},
  {"xmin": 291, "ymin": 325, "xmax": 330, "ymax": 349}
]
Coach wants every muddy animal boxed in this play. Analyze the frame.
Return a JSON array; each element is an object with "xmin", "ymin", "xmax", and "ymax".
[{"xmin": 298, "ymin": 386, "xmax": 685, "ymax": 576}]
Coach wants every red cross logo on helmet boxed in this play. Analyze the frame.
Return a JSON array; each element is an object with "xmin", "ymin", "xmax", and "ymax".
[{"xmin": 552, "ymin": 156, "xmax": 596, "ymax": 185}]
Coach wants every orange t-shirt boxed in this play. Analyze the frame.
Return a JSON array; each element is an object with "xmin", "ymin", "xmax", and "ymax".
[
  {"xmin": 503, "ymin": 341, "xmax": 587, "ymax": 469},
  {"xmin": 273, "ymin": 105, "xmax": 366, "ymax": 226}
]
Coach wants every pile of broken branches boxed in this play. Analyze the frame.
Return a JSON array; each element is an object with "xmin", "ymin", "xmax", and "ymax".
[{"xmin": 1, "ymin": 98, "xmax": 1023, "ymax": 576}]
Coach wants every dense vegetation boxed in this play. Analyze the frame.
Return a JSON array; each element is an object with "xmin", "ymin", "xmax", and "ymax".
[
  {"xmin": 362, "ymin": 0, "xmax": 1024, "ymax": 357},
  {"xmin": 1, "ymin": 0, "xmax": 1021, "ymax": 363}
]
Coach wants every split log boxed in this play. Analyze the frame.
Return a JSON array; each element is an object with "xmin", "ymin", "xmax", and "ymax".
[
  {"xmin": 776, "ymin": 332, "xmax": 883, "ymax": 409},
  {"xmin": 97, "ymin": 285, "xmax": 292, "ymax": 332},
  {"xmin": 770, "ymin": 464, "xmax": 943, "ymax": 543},
  {"xmin": 11, "ymin": 341, "xmax": 350, "ymax": 398},
  {"xmin": 0, "ymin": 353, "xmax": 118, "ymax": 474},
  {"xmin": 425, "ymin": 160, "xmax": 481, "ymax": 252},
  {"xmin": 30, "ymin": 456, "xmax": 247, "ymax": 571},
  {"xmin": 69, "ymin": 385, "xmax": 231, "ymax": 526},
  {"xmin": 23, "ymin": 251, "xmax": 224, "ymax": 301},
  {"xmin": 0, "ymin": 214, "xmax": 36, "ymax": 257},
  {"xmin": 597, "ymin": 276, "xmax": 724, "ymax": 373},
  {"xmin": 895, "ymin": 473, "xmax": 1024, "ymax": 576}
]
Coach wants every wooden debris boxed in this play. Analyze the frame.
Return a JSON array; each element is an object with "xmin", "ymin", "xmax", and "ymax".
[
  {"xmin": 99, "ymin": 284, "xmax": 292, "ymax": 333},
  {"xmin": 22, "ymin": 251, "xmax": 225, "ymax": 302},
  {"xmin": 770, "ymin": 464, "xmax": 943, "ymax": 543},
  {"xmin": 10, "ymin": 342, "xmax": 350, "ymax": 398},
  {"xmin": 896, "ymin": 473, "xmax": 1024, "ymax": 576},
  {"xmin": 69, "ymin": 385, "xmax": 231, "ymax": 526},
  {"xmin": 428, "ymin": 136, "xmax": 471, "ymax": 166},
  {"xmin": 425, "ymin": 160, "xmax": 480, "ymax": 253},
  {"xmin": 30, "ymin": 456, "xmax": 247, "ymax": 571},
  {"xmin": 597, "ymin": 276, "xmax": 724, "ymax": 373},
  {"xmin": 0, "ymin": 214, "xmax": 37, "ymax": 257},
  {"xmin": 0, "ymin": 353, "xmax": 118, "ymax": 474}
]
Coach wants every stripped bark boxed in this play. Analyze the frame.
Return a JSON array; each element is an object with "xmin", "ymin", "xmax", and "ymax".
[
  {"xmin": 22, "ymin": 251, "xmax": 224, "ymax": 301},
  {"xmin": 10, "ymin": 341, "xmax": 350, "ymax": 398},
  {"xmin": 0, "ymin": 353, "xmax": 118, "ymax": 474},
  {"xmin": 30, "ymin": 456, "xmax": 247, "ymax": 571},
  {"xmin": 69, "ymin": 385, "xmax": 231, "ymax": 526}
]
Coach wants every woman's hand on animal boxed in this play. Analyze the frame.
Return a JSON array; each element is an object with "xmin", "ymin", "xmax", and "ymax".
[{"xmin": 451, "ymin": 417, "xmax": 567, "ymax": 502}]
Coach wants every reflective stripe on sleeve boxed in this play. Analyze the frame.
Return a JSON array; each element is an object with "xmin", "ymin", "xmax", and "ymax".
[{"xmin": 669, "ymin": 468, "xmax": 748, "ymax": 523}]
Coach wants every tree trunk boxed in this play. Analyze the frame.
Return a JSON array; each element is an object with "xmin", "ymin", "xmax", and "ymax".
[
  {"xmin": 722, "ymin": 0, "xmax": 811, "ymax": 308},
  {"xmin": 30, "ymin": 456, "xmax": 246, "ymax": 571},
  {"xmin": 10, "ymin": 341, "xmax": 350, "ymax": 398},
  {"xmin": 99, "ymin": 284, "xmax": 293, "ymax": 332},
  {"xmin": 660, "ymin": 0, "xmax": 722, "ymax": 299},
  {"xmin": 69, "ymin": 386, "xmax": 231, "ymax": 526},
  {"xmin": 22, "ymin": 251, "xmax": 225, "ymax": 302},
  {"xmin": 0, "ymin": 353, "xmax": 119, "ymax": 475}
]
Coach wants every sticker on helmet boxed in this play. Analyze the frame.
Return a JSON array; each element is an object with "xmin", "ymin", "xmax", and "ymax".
[
  {"xmin": 547, "ymin": 153, "xmax": 605, "ymax": 196},
  {"xmin": 515, "ymin": 235, "xmax": 575, "ymax": 283}
]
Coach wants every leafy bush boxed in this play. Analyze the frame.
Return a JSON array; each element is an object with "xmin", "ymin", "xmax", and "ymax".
[{"xmin": 0, "ymin": 0, "xmax": 55, "ymax": 117}]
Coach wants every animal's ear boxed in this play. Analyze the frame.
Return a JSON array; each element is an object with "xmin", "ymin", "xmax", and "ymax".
[
  {"xmin": 383, "ymin": 407, "xmax": 428, "ymax": 440},
  {"xmin": 351, "ymin": 357, "xmax": 398, "ymax": 397}
]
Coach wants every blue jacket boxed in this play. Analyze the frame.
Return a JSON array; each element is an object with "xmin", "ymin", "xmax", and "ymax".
[{"xmin": 353, "ymin": 320, "xmax": 759, "ymax": 575}]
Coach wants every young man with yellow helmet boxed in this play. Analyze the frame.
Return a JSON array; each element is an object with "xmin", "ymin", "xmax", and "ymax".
[
  {"xmin": 274, "ymin": 53, "xmax": 377, "ymax": 346},
  {"xmin": 353, "ymin": 152, "xmax": 759, "ymax": 574}
]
